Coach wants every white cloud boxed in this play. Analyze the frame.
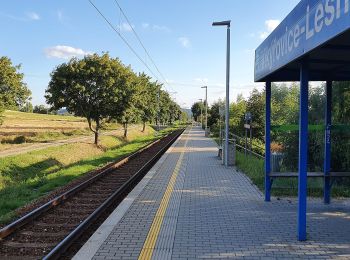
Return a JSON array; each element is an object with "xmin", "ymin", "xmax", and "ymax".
[
  {"xmin": 142, "ymin": 22, "xmax": 170, "ymax": 32},
  {"xmin": 194, "ymin": 78, "xmax": 209, "ymax": 84},
  {"xmin": 27, "ymin": 12, "xmax": 40, "ymax": 20},
  {"xmin": 57, "ymin": 10, "xmax": 63, "ymax": 22},
  {"xmin": 0, "ymin": 11, "xmax": 41, "ymax": 22},
  {"xmin": 152, "ymin": 24, "xmax": 170, "ymax": 32},
  {"xmin": 142, "ymin": 23, "xmax": 149, "ymax": 29},
  {"xmin": 244, "ymin": 49, "xmax": 255, "ymax": 54},
  {"xmin": 248, "ymin": 32, "xmax": 256, "ymax": 38},
  {"xmin": 165, "ymin": 79, "xmax": 175, "ymax": 84},
  {"xmin": 44, "ymin": 45, "xmax": 92, "ymax": 59},
  {"xmin": 178, "ymin": 37, "xmax": 191, "ymax": 48},
  {"xmin": 259, "ymin": 19, "xmax": 280, "ymax": 39},
  {"xmin": 117, "ymin": 22, "xmax": 134, "ymax": 32}
]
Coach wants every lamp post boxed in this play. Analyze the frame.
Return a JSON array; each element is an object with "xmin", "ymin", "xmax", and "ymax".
[
  {"xmin": 201, "ymin": 86, "xmax": 208, "ymax": 133},
  {"xmin": 212, "ymin": 20, "xmax": 231, "ymax": 167},
  {"xmin": 198, "ymin": 98, "xmax": 203, "ymax": 127}
]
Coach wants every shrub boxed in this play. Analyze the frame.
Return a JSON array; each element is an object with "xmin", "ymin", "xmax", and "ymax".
[{"xmin": 13, "ymin": 135, "xmax": 26, "ymax": 144}]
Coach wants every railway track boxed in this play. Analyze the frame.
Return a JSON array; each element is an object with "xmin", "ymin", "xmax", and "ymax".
[{"xmin": 0, "ymin": 129, "xmax": 184, "ymax": 259}]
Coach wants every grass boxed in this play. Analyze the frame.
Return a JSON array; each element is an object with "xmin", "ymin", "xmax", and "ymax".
[
  {"xmin": 236, "ymin": 149, "xmax": 350, "ymax": 198},
  {"xmin": 3, "ymin": 110, "xmax": 86, "ymax": 122},
  {"xmin": 0, "ymin": 110, "xmax": 124, "ymax": 150},
  {"xmin": 0, "ymin": 125, "xmax": 179, "ymax": 224}
]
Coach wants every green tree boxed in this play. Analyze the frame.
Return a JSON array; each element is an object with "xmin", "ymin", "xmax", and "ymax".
[
  {"xmin": 136, "ymin": 73, "xmax": 159, "ymax": 132},
  {"xmin": 113, "ymin": 69, "xmax": 142, "ymax": 138},
  {"xmin": 0, "ymin": 104, "xmax": 4, "ymax": 126},
  {"xmin": 208, "ymin": 99, "xmax": 225, "ymax": 131},
  {"xmin": 180, "ymin": 110, "xmax": 189, "ymax": 124},
  {"xmin": 46, "ymin": 53, "xmax": 133, "ymax": 145},
  {"xmin": 191, "ymin": 101, "xmax": 204, "ymax": 122},
  {"xmin": 0, "ymin": 56, "xmax": 31, "ymax": 111},
  {"xmin": 246, "ymin": 88, "xmax": 265, "ymax": 140},
  {"xmin": 159, "ymin": 91, "xmax": 171, "ymax": 125},
  {"xmin": 229, "ymin": 96, "xmax": 246, "ymax": 137},
  {"xmin": 33, "ymin": 104, "xmax": 49, "ymax": 114},
  {"xmin": 20, "ymin": 102, "xmax": 33, "ymax": 113}
]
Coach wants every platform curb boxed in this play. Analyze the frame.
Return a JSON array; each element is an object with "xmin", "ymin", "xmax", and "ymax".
[{"xmin": 73, "ymin": 130, "xmax": 186, "ymax": 260}]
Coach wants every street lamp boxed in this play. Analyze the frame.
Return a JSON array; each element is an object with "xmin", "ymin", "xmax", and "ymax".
[
  {"xmin": 198, "ymin": 99, "xmax": 203, "ymax": 127},
  {"xmin": 201, "ymin": 86, "xmax": 208, "ymax": 134},
  {"xmin": 212, "ymin": 20, "xmax": 231, "ymax": 167}
]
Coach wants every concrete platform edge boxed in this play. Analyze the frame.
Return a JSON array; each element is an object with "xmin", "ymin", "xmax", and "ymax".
[{"xmin": 72, "ymin": 130, "xmax": 185, "ymax": 260}]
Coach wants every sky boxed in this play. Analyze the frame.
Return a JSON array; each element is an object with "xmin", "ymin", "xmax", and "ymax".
[{"xmin": 1, "ymin": 0, "xmax": 300, "ymax": 108}]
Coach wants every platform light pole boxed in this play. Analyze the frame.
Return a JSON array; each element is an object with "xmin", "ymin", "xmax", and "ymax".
[
  {"xmin": 201, "ymin": 86, "xmax": 208, "ymax": 131},
  {"xmin": 198, "ymin": 99, "xmax": 203, "ymax": 127},
  {"xmin": 212, "ymin": 20, "xmax": 230, "ymax": 167}
]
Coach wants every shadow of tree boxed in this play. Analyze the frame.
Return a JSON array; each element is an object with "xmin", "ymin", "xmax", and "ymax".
[
  {"xmin": 1, "ymin": 158, "xmax": 63, "ymax": 185},
  {"xmin": 0, "ymin": 135, "xmax": 160, "ymax": 223}
]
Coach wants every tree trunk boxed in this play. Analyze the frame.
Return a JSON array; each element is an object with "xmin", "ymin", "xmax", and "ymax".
[
  {"xmin": 142, "ymin": 122, "xmax": 146, "ymax": 132},
  {"xmin": 95, "ymin": 118, "xmax": 100, "ymax": 145},
  {"xmin": 124, "ymin": 122, "xmax": 128, "ymax": 138},
  {"xmin": 94, "ymin": 118, "xmax": 100, "ymax": 145},
  {"xmin": 94, "ymin": 131, "xmax": 98, "ymax": 145},
  {"xmin": 87, "ymin": 117, "xmax": 99, "ymax": 145}
]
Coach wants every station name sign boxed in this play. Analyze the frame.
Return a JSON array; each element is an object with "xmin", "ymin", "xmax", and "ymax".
[{"xmin": 255, "ymin": 0, "xmax": 350, "ymax": 82}]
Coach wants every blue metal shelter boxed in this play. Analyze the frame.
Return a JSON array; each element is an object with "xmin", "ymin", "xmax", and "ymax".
[{"xmin": 255, "ymin": 0, "xmax": 350, "ymax": 241}]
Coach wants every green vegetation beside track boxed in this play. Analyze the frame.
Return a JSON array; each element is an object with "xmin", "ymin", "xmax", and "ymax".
[
  {"xmin": 236, "ymin": 150, "xmax": 350, "ymax": 198},
  {"xmin": 0, "ymin": 126, "xmax": 181, "ymax": 224}
]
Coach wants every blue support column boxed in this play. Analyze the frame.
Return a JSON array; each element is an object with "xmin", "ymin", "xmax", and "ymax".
[
  {"xmin": 324, "ymin": 81, "xmax": 332, "ymax": 204},
  {"xmin": 298, "ymin": 60, "xmax": 309, "ymax": 241},
  {"xmin": 265, "ymin": 81, "xmax": 271, "ymax": 202}
]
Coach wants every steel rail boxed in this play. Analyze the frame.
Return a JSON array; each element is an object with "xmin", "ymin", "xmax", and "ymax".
[
  {"xmin": 0, "ymin": 129, "xmax": 182, "ymax": 240},
  {"xmin": 43, "ymin": 128, "xmax": 184, "ymax": 259}
]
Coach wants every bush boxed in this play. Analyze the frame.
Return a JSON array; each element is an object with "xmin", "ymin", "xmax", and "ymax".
[{"xmin": 13, "ymin": 135, "xmax": 26, "ymax": 144}]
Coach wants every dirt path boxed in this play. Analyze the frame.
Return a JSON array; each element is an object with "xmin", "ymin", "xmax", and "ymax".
[{"xmin": 0, "ymin": 126, "xmax": 138, "ymax": 158}]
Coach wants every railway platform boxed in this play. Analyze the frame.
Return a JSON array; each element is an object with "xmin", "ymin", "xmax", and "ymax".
[{"xmin": 74, "ymin": 127, "xmax": 350, "ymax": 260}]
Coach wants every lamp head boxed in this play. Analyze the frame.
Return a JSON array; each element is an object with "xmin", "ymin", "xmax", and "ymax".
[{"xmin": 212, "ymin": 20, "xmax": 231, "ymax": 27}]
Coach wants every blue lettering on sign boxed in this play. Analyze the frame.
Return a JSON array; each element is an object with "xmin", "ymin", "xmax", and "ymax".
[{"xmin": 255, "ymin": 0, "xmax": 350, "ymax": 82}]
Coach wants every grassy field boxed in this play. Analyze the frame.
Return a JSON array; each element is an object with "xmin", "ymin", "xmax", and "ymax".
[
  {"xmin": 0, "ymin": 124, "xmax": 179, "ymax": 224},
  {"xmin": 0, "ymin": 110, "xmax": 122, "ymax": 151},
  {"xmin": 236, "ymin": 150, "xmax": 350, "ymax": 198}
]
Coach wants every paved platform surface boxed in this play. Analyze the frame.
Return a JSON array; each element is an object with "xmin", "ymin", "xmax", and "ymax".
[{"xmin": 75, "ymin": 127, "xmax": 350, "ymax": 260}]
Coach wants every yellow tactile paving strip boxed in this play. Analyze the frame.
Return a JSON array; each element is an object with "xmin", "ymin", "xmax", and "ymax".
[{"xmin": 138, "ymin": 131, "xmax": 189, "ymax": 260}]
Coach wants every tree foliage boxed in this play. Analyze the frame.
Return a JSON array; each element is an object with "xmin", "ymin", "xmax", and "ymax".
[
  {"xmin": 46, "ymin": 53, "xmax": 135, "ymax": 144},
  {"xmin": 207, "ymin": 82, "xmax": 350, "ymax": 174},
  {"xmin": 135, "ymin": 73, "xmax": 159, "ymax": 132},
  {"xmin": 0, "ymin": 56, "xmax": 31, "ymax": 116},
  {"xmin": 191, "ymin": 101, "xmax": 204, "ymax": 122},
  {"xmin": 33, "ymin": 105, "xmax": 49, "ymax": 114},
  {"xmin": 46, "ymin": 53, "xmax": 182, "ymax": 143}
]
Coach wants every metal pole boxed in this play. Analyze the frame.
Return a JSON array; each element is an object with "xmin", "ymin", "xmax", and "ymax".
[
  {"xmin": 205, "ymin": 87, "xmax": 208, "ymax": 130},
  {"xmin": 201, "ymin": 105, "xmax": 203, "ymax": 127},
  {"xmin": 324, "ymin": 80, "xmax": 332, "ymax": 204},
  {"xmin": 265, "ymin": 81, "xmax": 271, "ymax": 202},
  {"xmin": 212, "ymin": 20, "xmax": 231, "ymax": 167},
  {"xmin": 224, "ymin": 24, "xmax": 230, "ymax": 167},
  {"xmin": 298, "ymin": 60, "xmax": 309, "ymax": 241},
  {"xmin": 199, "ymin": 99, "xmax": 203, "ymax": 128},
  {"xmin": 219, "ymin": 116, "xmax": 222, "ymax": 146}
]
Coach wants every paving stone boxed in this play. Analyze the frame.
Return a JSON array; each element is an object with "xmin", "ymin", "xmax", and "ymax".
[{"xmin": 88, "ymin": 127, "xmax": 350, "ymax": 259}]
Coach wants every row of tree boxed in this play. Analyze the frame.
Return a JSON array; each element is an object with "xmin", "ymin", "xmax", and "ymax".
[
  {"xmin": 193, "ymin": 82, "xmax": 350, "ymax": 172},
  {"xmin": 46, "ymin": 53, "xmax": 185, "ymax": 144},
  {"xmin": 0, "ymin": 54, "xmax": 186, "ymax": 144}
]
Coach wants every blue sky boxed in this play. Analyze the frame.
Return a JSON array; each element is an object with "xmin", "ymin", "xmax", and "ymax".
[{"xmin": 1, "ymin": 0, "xmax": 300, "ymax": 108}]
